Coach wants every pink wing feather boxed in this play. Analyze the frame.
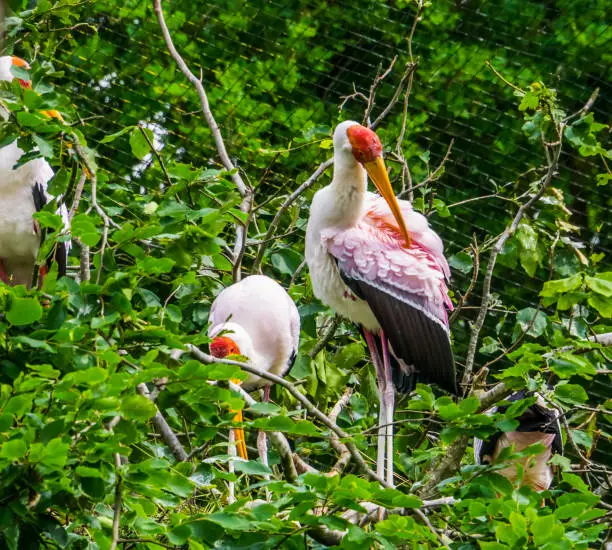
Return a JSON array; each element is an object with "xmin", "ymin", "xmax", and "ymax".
[{"xmin": 322, "ymin": 193, "xmax": 453, "ymax": 328}]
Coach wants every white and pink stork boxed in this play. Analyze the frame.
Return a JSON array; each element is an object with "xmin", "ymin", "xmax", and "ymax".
[
  {"xmin": 208, "ymin": 274, "xmax": 300, "ymax": 461},
  {"xmin": 0, "ymin": 56, "xmax": 69, "ymax": 287},
  {"xmin": 306, "ymin": 120, "xmax": 456, "ymax": 484}
]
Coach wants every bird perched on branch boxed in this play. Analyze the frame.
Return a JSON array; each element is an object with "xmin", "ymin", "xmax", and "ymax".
[
  {"xmin": 474, "ymin": 392, "xmax": 563, "ymax": 492},
  {"xmin": 0, "ymin": 55, "xmax": 69, "ymax": 287},
  {"xmin": 305, "ymin": 120, "xmax": 456, "ymax": 484},
  {"xmin": 208, "ymin": 275, "xmax": 300, "ymax": 460}
]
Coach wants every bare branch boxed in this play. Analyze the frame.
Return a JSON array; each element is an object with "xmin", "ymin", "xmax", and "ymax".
[
  {"xmin": 136, "ymin": 383, "xmax": 188, "ymax": 461},
  {"xmin": 309, "ymin": 315, "xmax": 341, "ymax": 358},
  {"xmin": 461, "ymin": 142, "xmax": 562, "ymax": 391},
  {"xmin": 153, "ymin": 0, "xmax": 253, "ymax": 281},
  {"xmin": 138, "ymin": 123, "xmax": 172, "ymax": 188},
  {"xmin": 449, "ymin": 237, "xmax": 479, "ymax": 324},
  {"xmin": 110, "ymin": 452, "xmax": 122, "ymax": 550},
  {"xmin": 187, "ymin": 345, "xmax": 391, "ymax": 487},
  {"xmin": 371, "ymin": 61, "xmax": 418, "ymax": 131},
  {"xmin": 329, "ymin": 387, "xmax": 354, "ymax": 475},
  {"xmin": 68, "ymin": 170, "xmax": 86, "ymax": 220},
  {"xmin": 252, "ymin": 158, "xmax": 333, "ymax": 273}
]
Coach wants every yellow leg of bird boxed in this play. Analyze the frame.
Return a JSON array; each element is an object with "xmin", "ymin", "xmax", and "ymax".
[
  {"xmin": 230, "ymin": 378, "xmax": 248, "ymax": 460},
  {"xmin": 232, "ymin": 409, "xmax": 248, "ymax": 460}
]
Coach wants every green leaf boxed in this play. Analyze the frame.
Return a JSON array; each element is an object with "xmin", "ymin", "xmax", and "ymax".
[
  {"xmin": 448, "ymin": 251, "xmax": 474, "ymax": 274},
  {"xmin": 207, "ymin": 512, "xmax": 252, "ymax": 531},
  {"xmin": 71, "ymin": 214, "xmax": 101, "ymax": 247},
  {"xmin": 0, "ymin": 438, "xmax": 27, "ymax": 460},
  {"xmin": 531, "ymin": 515, "xmax": 555, "ymax": 545},
  {"xmin": 588, "ymin": 294, "xmax": 612, "ymax": 317},
  {"xmin": 514, "ymin": 307, "xmax": 548, "ymax": 338},
  {"xmin": 100, "ymin": 125, "xmax": 135, "ymax": 144},
  {"xmin": 585, "ymin": 274, "xmax": 612, "ymax": 297},
  {"xmin": 138, "ymin": 257, "xmax": 176, "ymax": 275},
  {"xmin": 555, "ymin": 383, "xmax": 588, "ymax": 405},
  {"xmin": 540, "ymin": 273, "xmax": 583, "ymax": 297},
  {"xmin": 129, "ymin": 126, "xmax": 154, "ymax": 160},
  {"xmin": 121, "ymin": 394, "xmax": 157, "ymax": 421},
  {"xmin": 33, "ymin": 134, "xmax": 53, "ymax": 157},
  {"xmin": 234, "ymin": 460, "xmax": 273, "ymax": 475},
  {"xmin": 6, "ymin": 297, "xmax": 43, "ymax": 326}
]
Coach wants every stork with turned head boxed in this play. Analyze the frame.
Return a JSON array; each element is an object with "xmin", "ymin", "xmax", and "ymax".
[{"xmin": 208, "ymin": 275, "xmax": 300, "ymax": 461}]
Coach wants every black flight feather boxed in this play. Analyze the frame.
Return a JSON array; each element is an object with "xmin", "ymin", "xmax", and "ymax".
[
  {"xmin": 32, "ymin": 182, "xmax": 67, "ymax": 278},
  {"xmin": 338, "ymin": 264, "xmax": 457, "ymax": 395}
]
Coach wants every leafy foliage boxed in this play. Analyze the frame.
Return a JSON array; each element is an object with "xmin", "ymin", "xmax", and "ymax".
[{"xmin": 0, "ymin": 0, "xmax": 610, "ymax": 548}]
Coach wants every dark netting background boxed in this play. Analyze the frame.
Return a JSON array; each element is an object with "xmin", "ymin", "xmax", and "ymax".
[{"xmin": 29, "ymin": 0, "xmax": 612, "ymax": 467}]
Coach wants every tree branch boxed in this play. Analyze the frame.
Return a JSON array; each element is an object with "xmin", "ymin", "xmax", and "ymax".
[
  {"xmin": 461, "ymin": 141, "xmax": 562, "ymax": 391},
  {"xmin": 136, "ymin": 383, "xmax": 188, "ymax": 461},
  {"xmin": 187, "ymin": 345, "xmax": 391, "ymax": 487},
  {"xmin": 252, "ymin": 158, "xmax": 333, "ymax": 273},
  {"xmin": 109, "ymin": 452, "xmax": 122, "ymax": 550},
  {"xmin": 153, "ymin": 0, "xmax": 253, "ymax": 281}
]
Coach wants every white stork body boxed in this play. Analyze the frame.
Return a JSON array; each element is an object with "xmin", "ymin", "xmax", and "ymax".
[
  {"xmin": 208, "ymin": 274, "xmax": 300, "ymax": 459},
  {"xmin": 0, "ymin": 56, "xmax": 69, "ymax": 287},
  {"xmin": 305, "ymin": 121, "xmax": 455, "ymax": 484}
]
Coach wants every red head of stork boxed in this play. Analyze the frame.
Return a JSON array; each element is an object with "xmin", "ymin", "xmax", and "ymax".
[
  {"xmin": 208, "ymin": 275, "xmax": 300, "ymax": 460},
  {"xmin": 0, "ymin": 56, "xmax": 69, "ymax": 288},
  {"xmin": 305, "ymin": 120, "xmax": 456, "ymax": 484}
]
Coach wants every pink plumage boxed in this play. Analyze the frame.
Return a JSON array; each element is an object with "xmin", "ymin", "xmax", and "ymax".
[{"xmin": 323, "ymin": 192, "xmax": 452, "ymax": 328}]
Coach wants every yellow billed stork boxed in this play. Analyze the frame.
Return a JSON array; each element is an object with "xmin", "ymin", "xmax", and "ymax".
[
  {"xmin": 0, "ymin": 56, "xmax": 69, "ymax": 287},
  {"xmin": 475, "ymin": 392, "xmax": 563, "ymax": 492},
  {"xmin": 208, "ymin": 274, "xmax": 300, "ymax": 460},
  {"xmin": 305, "ymin": 120, "xmax": 456, "ymax": 484}
]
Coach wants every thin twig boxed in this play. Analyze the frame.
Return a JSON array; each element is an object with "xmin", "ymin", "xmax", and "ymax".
[
  {"xmin": 485, "ymin": 61, "xmax": 525, "ymax": 94},
  {"xmin": 371, "ymin": 62, "xmax": 418, "ymax": 131},
  {"xmin": 153, "ymin": 0, "xmax": 253, "ymax": 281},
  {"xmin": 449, "ymin": 237, "xmax": 479, "ymax": 324},
  {"xmin": 138, "ymin": 123, "xmax": 172, "ymax": 188},
  {"xmin": 460, "ymin": 141, "xmax": 562, "ymax": 391},
  {"xmin": 309, "ymin": 315, "xmax": 341, "ymax": 358},
  {"xmin": 136, "ymin": 383, "xmax": 188, "ymax": 461},
  {"xmin": 110, "ymin": 453, "xmax": 122, "ymax": 550},
  {"xmin": 252, "ymin": 158, "xmax": 333, "ymax": 272}
]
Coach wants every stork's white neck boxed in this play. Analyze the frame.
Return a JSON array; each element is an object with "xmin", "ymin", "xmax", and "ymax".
[{"xmin": 328, "ymin": 149, "xmax": 368, "ymax": 228}]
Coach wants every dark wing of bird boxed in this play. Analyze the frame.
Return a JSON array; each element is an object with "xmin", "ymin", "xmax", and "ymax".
[
  {"xmin": 339, "ymin": 265, "xmax": 456, "ymax": 394},
  {"xmin": 32, "ymin": 182, "xmax": 68, "ymax": 278}
]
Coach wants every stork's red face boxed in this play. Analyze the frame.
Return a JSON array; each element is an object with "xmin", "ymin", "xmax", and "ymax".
[
  {"xmin": 345, "ymin": 123, "xmax": 411, "ymax": 246},
  {"xmin": 210, "ymin": 336, "xmax": 241, "ymax": 358},
  {"xmin": 11, "ymin": 56, "xmax": 32, "ymax": 89},
  {"xmin": 347, "ymin": 124, "xmax": 383, "ymax": 164}
]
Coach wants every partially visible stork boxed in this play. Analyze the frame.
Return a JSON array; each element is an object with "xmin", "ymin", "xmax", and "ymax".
[
  {"xmin": 0, "ymin": 56, "xmax": 69, "ymax": 287},
  {"xmin": 208, "ymin": 275, "xmax": 300, "ymax": 461},
  {"xmin": 475, "ymin": 392, "xmax": 563, "ymax": 492},
  {"xmin": 305, "ymin": 121, "xmax": 456, "ymax": 484}
]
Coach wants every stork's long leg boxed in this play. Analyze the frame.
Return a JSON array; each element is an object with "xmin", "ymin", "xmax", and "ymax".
[
  {"xmin": 363, "ymin": 328, "xmax": 386, "ymax": 481},
  {"xmin": 258, "ymin": 385, "xmax": 272, "ymax": 502},
  {"xmin": 380, "ymin": 330, "xmax": 395, "ymax": 487}
]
